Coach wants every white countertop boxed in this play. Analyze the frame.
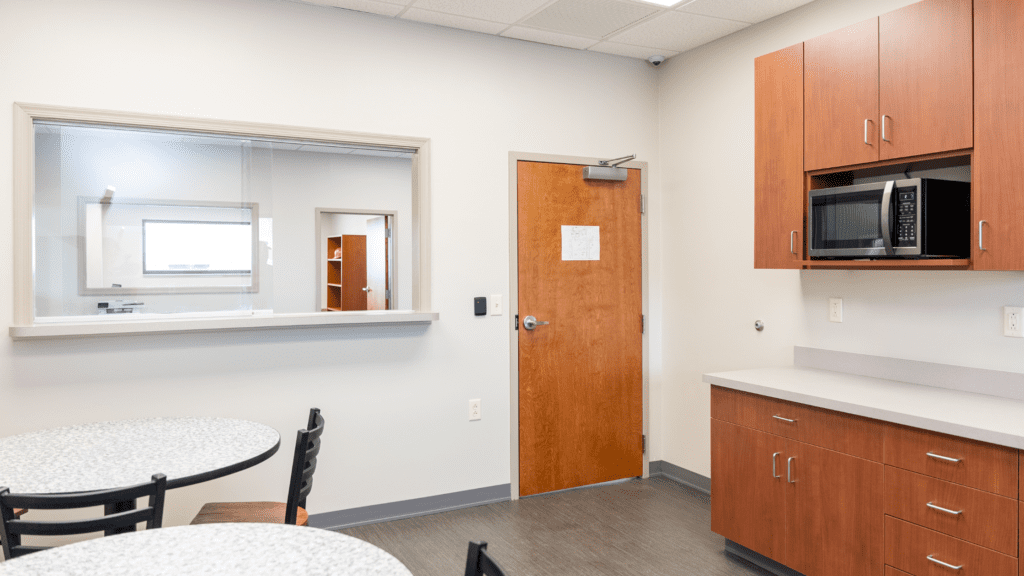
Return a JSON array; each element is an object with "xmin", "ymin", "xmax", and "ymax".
[{"xmin": 703, "ymin": 366, "xmax": 1024, "ymax": 450}]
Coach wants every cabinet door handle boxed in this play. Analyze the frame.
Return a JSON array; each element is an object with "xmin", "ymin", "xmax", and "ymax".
[
  {"xmin": 772, "ymin": 452, "xmax": 781, "ymax": 479},
  {"xmin": 927, "ymin": 502, "xmax": 964, "ymax": 516},
  {"xmin": 864, "ymin": 119, "xmax": 870, "ymax": 145},
  {"xmin": 773, "ymin": 415, "xmax": 796, "ymax": 423},
  {"xmin": 927, "ymin": 452, "xmax": 962, "ymax": 463},
  {"xmin": 927, "ymin": 555, "xmax": 963, "ymax": 570},
  {"xmin": 787, "ymin": 457, "xmax": 796, "ymax": 483},
  {"xmin": 979, "ymin": 220, "xmax": 987, "ymax": 251},
  {"xmin": 790, "ymin": 230, "xmax": 798, "ymax": 254},
  {"xmin": 882, "ymin": 115, "xmax": 891, "ymax": 142}
]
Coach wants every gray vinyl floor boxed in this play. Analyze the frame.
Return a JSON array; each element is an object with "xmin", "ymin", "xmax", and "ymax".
[{"xmin": 338, "ymin": 476, "xmax": 771, "ymax": 576}]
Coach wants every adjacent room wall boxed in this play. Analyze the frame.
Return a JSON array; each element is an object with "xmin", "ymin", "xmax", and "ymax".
[
  {"xmin": 0, "ymin": 0, "xmax": 660, "ymax": 527},
  {"xmin": 657, "ymin": 0, "xmax": 1024, "ymax": 478}
]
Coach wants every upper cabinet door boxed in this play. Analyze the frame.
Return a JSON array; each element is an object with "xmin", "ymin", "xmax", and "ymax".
[
  {"xmin": 804, "ymin": 18, "xmax": 879, "ymax": 172},
  {"xmin": 754, "ymin": 44, "xmax": 804, "ymax": 269},
  {"xmin": 973, "ymin": 0, "xmax": 1024, "ymax": 270},
  {"xmin": 879, "ymin": 0, "xmax": 973, "ymax": 160}
]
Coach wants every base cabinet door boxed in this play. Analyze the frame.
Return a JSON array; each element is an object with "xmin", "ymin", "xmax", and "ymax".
[
  {"xmin": 787, "ymin": 442, "xmax": 884, "ymax": 576},
  {"xmin": 710, "ymin": 419, "xmax": 788, "ymax": 563}
]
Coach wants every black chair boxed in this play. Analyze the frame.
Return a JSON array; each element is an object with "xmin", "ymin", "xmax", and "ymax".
[
  {"xmin": 191, "ymin": 408, "xmax": 323, "ymax": 526},
  {"xmin": 465, "ymin": 541, "xmax": 509, "ymax": 576},
  {"xmin": 0, "ymin": 473, "xmax": 166, "ymax": 560}
]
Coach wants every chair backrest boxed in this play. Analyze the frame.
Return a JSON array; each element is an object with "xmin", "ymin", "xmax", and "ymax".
[
  {"xmin": 284, "ymin": 407, "xmax": 324, "ymax": 525},
  {"xmin": 465, "ymin": 541, "xmax": 509, "ymax": 576},
  {"xmin": 0, "ymin": 473, "xmax": 166, "ymax": 560}
]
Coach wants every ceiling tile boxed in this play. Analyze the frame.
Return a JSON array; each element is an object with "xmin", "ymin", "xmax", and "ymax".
[
  {"xmin": 676, "ymin": 0, "xmax": 815, "ymax": 24},
  {"xmin": 304, "ymin": 0, "xmax": 405, "ymax": 17},
  {"xmin": 501, "ymin": 26, "xmax": 599, "ymax": 50},
  {"xmin": 609, "ymin": 11, "xmax": 748, "ymax": 52},
  {"xmin": 409, "ymin": 0, "xmax": 553, "ymax": 25},
  {"xmin": 588, "ymin": 41, "xmax": 678, "ymax": 60},
  {"xmin": 401, "ymin": 8, "xmax": 508, "ymax": 35},
  {"xmin": 522, "ymin": 0, "xmax": 659, "ymax": 39}
]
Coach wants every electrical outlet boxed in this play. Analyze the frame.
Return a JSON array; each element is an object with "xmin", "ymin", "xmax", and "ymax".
[
  {"xmin": 489, "ymin": 294, "xmax": 502, "ymax": 316},
  {"xmin": 1004, "ymin": 307, "xmax": 1023, "ymax": 337},
  {"xmin": 829, "ymin": 298, "xmax": 843, "ymax": 323},
  {"xmin": 469, "ymin": 399, "xmax": 481, "ymax": 421}
]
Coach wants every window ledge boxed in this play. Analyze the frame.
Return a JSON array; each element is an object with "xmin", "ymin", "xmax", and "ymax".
[{"xmin": 9, "ymin": 311, "xmax": 439, "ymax": 340}]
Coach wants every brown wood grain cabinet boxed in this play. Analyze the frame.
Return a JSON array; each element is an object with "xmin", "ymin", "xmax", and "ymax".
[
  {"xmin": 885, "ymin": 516, "xmax": 1017, "ymax": 576},
  {"xmin": 973, "ymin": 0, "xmax": 1024, "ymax": 271},
  {"xmin": 754, "ymin": 43, "xmax": 804, "ymax": 269}
]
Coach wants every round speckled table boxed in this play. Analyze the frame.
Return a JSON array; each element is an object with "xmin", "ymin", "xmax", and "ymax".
[
  {"xmin": 0, "ymin": 523, "xmax": 414, "ymax": 575},
  {"xmin": 0, "ymin": 417, "xmax": 280, "ymax": 495}
]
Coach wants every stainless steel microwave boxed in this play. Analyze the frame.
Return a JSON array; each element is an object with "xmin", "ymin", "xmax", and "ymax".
[{"xmin": 808, "ymin": 178, "xmax": 970, "ymax": 259}]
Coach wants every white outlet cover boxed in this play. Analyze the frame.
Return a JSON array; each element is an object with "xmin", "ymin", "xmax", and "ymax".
[
  {"xmin": 1004, "ymin": 306, "xmax": 1023, "ymax": 338},
  {"xmin": 469, "ymin": 399, "xmax": 481, "ymax": 421},
  {"xmin": 489, "ymin": 294, "xmax": 502, "ymax": 316},
  {"xmin": 829, "ymin": 298, "xmax": 843, "ymax": 323}
]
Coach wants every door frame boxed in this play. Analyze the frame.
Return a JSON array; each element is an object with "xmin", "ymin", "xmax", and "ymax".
[
  {"xmin": 507, "ymin": 151, "xmax": 650, "ymax": 500},
  {"xmin": 314, "ymin": 208, "xmax": 397, "ymax": 311}
]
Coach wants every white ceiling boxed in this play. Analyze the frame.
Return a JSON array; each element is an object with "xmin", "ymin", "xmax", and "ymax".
[{"xmin": 296, "ymin": 0, "xmax": 817, "ymax": 61}]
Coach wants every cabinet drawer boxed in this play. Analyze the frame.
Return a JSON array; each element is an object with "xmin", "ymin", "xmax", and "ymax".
[
  {"xmin": 884, "ymin": 424, "xmax": 1018, "ymax": 497},
  {"xmin": 886, "ymin": 516, "xmax": 1017, "ymax": 576},
  {"xmin": 710, "ymin": 386, "xmax": 883, "ymax": 461},
  {"xmin": 885, "ymin": 466, "xmax": 1018, "ymax": 556}
]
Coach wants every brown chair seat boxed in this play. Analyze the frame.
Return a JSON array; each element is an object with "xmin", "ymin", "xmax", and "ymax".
[{"xmin": 190, "ymin": 501, "xmax": 308, "ymax": 526}]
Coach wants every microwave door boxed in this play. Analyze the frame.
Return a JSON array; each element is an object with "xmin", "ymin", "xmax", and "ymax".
[{"xmin": 809, "ymin": 182, "xmax": 893, "ymax": 257}]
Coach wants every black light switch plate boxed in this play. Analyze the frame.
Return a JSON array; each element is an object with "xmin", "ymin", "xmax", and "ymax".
[{"xmin": 474, "ymin": 297, "xmax": 487, "ymax": 316}]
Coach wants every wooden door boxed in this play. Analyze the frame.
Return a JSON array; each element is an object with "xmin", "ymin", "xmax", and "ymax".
[
  {"xmin": 754, "ymin": 43, "xmax": 804, "ymax": 269},
  {"xmin": 786, "ymin": 441, "xmax": 884, "ymax": 576},
  {"xmin": 804, "ymin": 18, "xmax": 879, "ymax": 171},
  {"xmin": 517, "ymin": 160, "xmax": 642, "ymax": 497},
  {"xmin": 973, "ymin": 0, "xmax": 1024, "ymax": 270},
  {"xmin": 365, "ymin": 216, "xmax": 389, "ymax": 310},
  {"xmin": 879, "ymin": 0, "xmax": 972, "ymax": 160},
  {"xmin": 341, "ymin": 235, "xmax": 367, "ymax": 311},
  {"xmin": 710, "ymin": 419, "xmax": 788, "ymax": 563}
]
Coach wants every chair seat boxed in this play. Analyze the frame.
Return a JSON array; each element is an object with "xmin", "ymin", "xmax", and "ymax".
[{"xmin": 190, "ymin": 502, "xmax": 308, "ymax": 526}]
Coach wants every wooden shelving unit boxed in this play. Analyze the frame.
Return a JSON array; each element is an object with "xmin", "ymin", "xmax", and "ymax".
[{"xmin": 326, "ymin": 236, "xmax": 342, "ymax": 311}]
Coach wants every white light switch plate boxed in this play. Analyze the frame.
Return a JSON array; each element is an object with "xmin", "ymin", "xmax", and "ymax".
[
  {"xmin": 1004, "ymin": 306, "xmax": 1023, "ymax": 337},
  {"xmin": 469, "ymin": 399, "xmax": 481, "ymax": 421},
  {"xmin": 829, "ymin": 298, "xmax": 843, "ymax": 323},
  {"xmin": 489, "ymin": 294, "xmax": 502, "ymax": 316}
]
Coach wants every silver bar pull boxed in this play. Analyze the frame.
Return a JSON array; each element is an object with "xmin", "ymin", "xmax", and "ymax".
[
  {"xmin": 882, "ymin": 114, "xmax": 891, "ymax": 142},
  {"xmin": 864, "ymin": 119, "xmax": 870, "ymax": 145},
  {"xmin": 927, "ymin": 555, "xmax": 963, "ymax": 570},
  {"xmin": 927, "ymin": 452, "xmax": 962, "ymax": 463},
  {"xmin": 773, "ymin": 415, "xmax": 796, "ymax": 423},
  {"xmin": 790, "ymin": 230, "xmax": 798, "ymax": 254},
  {"xmin": 979, "ymin": 220, "xmax": 987, "ymax": 251},
  {"xmin": 522, "ymin": 315, "xmax": 549, "ymax": 330},
  {"xmin": 772, "ymin": 452, "xmax": 781, "ymax": 479},
  {"xmin": 927, "ymin": 502, "xmax": 964, "ymax": 516},
  {"xmin": 787, "ymin": 457, "xmax": 796, "ymax": 483}
]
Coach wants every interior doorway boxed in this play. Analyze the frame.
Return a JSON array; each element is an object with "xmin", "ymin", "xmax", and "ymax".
[
  {"xmin": 509, "ymin": 154, "xmax": 649, "ymax": 498},
  {"xmin": 318, "ymin": 210, "xmax": 394, "ymax": 312}
]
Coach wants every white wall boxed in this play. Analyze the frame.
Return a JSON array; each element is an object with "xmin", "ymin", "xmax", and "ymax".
[
  {"xmin": 0, "ymin": 0, "xmax": 660, "ymax": 527},
  {"xmin": 657, "ymin": 0, "xmax": 1024, "ymax": 477}
]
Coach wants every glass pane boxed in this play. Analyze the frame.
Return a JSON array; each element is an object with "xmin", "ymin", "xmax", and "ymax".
[{"xmin": 812, "ymin": 191, "xmax": 885, "ymax": 250}]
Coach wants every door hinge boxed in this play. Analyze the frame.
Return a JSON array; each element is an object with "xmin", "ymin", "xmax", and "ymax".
[
  {"xmin": 642, "ymin": 434, "xmax": 646, "ymax": 454},
  {"xmin": 386, "ymin": 228, "xmax": 392, "ymax": 238},
  {"xmin": 514, "ymin": 314, "xmax": 519, "ymax": 330},
  {"xmin": 640, "ymin": 195, "xmax": 645, "ymax": 214},
  {"xmin": 641, "ymin": 314, "xmax": 645, "ymax": 334},
  {"xmin": 385, "ymin": 289, "xmax": 391, "ymax": 300}
]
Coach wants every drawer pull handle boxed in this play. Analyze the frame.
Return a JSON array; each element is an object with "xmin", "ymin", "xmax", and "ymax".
[
  {"xmin": 927, "ymin": 452, "xmax": 962, "ymax": 463},
  {"xmin": 772, "ymin": 452, "xmax": 781, "ymax": 479},
  {"xmin": 926, "ymin": 555, "xmax": 963, "ymax": 570},
  {"xmin": 772, "ymin": 415, "xmax": 796, "ymax": 423},
  {"xmin": 927, "ymin": 502, "xmax": 964, "ymax": 516}
]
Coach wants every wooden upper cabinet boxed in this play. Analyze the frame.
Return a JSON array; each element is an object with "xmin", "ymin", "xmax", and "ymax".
[
  {"xmin": 804, "ymin": 18, "xmax": 879, "ymax": 172},
  {"xmin": 754, "ymin": 44, "xmax": 804, "ymax": 269},
  {"xmin": 878, "ymin": 0, "xmax": 973, "ymax": 160},
  {"xmin": 973, "ymin": 0, "xmax": 1024, "ymax": 270}
]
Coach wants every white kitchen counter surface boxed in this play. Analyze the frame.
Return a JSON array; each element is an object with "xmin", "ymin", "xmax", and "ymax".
[{"xmin": 703, "ymin": 366, "xmax": 1024, "ymax": 449}]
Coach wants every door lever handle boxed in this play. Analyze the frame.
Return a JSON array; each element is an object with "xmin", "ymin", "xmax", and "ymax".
[{"xmin": 522, "ymin": 316, "xmax": 549, "ymax": 330}]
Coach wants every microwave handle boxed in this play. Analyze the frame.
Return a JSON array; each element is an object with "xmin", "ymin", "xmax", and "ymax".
[{"xmin": 880, "ymin": 180, "xmax": 895, "ymax": 256}]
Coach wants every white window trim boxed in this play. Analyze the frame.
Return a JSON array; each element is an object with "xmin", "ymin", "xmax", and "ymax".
[{"xmin": 11, "ymin": 102, "xmax": 435, "ymax": 339}]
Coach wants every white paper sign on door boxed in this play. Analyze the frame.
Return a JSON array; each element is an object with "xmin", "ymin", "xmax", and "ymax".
[{"xmin": 561, "ymin": 225, "xmax": 600, "ymax": 261}]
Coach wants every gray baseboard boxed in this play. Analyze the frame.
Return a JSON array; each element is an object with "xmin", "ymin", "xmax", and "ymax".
[
  {"xmin": 724, "ymin": 540, "xmax": 804, "ymax": 576},
  {"xmin": 308, "ymin": 483, "xmax": 511, "ymax": 531},
  {"xmin": 648, "ymin": 460, "xmax": 710, "ymax": 495}
]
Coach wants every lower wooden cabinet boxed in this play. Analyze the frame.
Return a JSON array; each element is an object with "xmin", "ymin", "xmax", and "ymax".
[
  {"xmin": 885, "ymin": 516, "xmax": 1017, "ymax": 576},
  {"xmin": 710, "ymin": 418, "xmax": 883, "ymax": 576}
]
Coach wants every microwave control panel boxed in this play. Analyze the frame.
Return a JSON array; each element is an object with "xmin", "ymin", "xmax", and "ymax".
[{"xmin": 896, "ymin": 190, "xmax": 917, "ymax": 245}]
